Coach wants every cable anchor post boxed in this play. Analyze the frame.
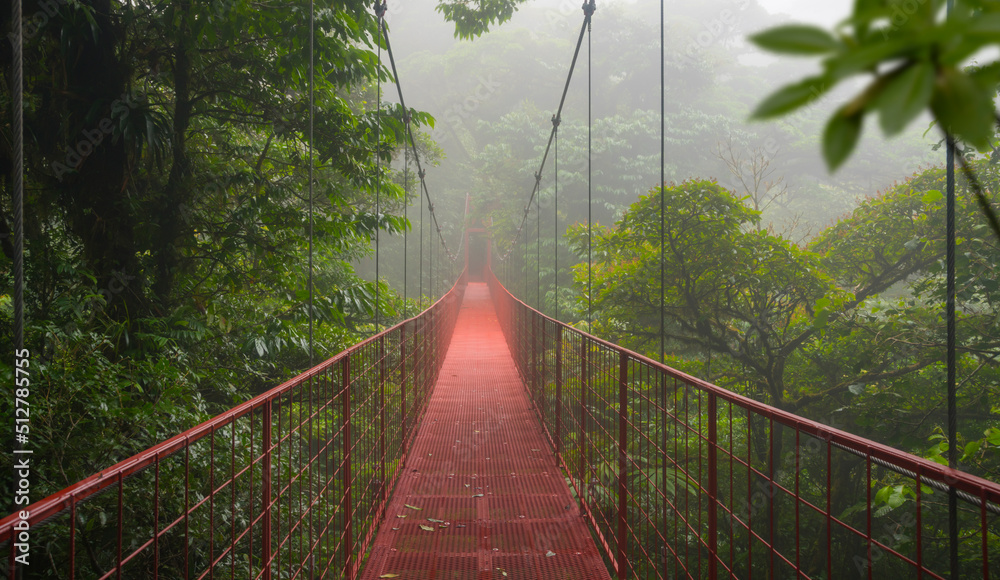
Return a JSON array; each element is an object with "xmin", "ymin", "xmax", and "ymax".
[{"xmin": 583, "ymin": 0, "xmax": 596, "ymax": 32}]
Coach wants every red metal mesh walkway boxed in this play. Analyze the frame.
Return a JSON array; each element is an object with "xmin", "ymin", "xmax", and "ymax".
[{"xmin": 361, "ymin": 282, "xmax": 611, "ymax": 580}]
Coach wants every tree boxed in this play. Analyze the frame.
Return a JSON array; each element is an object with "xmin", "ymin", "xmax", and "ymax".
[
  {"xmin": 566, "ymin": 169, "xmax": 1000, "ymax": 424},
  {"xmin": 0, "ymin": 0, "xmax": 431, "ymax": 516}
]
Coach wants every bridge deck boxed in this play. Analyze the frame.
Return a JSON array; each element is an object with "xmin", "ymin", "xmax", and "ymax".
[{"xmin": 361, "ymin": 283, "xmax": 611, "ymax": 579}]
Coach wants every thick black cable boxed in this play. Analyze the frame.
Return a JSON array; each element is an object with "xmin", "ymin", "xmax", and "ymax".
[
  {"xmin": 380, "ymin": 20, "xmax": 458, "ymax": 264},
  {"xmin": 308, "ymin": 0, "xmax": 315, "ymax": 365},
  {"xmin": 12, "ymin": 0, "xmax": 25, "ymax": 521},
  {"xmin": 946, "ymin": 136, "xmax": 959, "ymax": 578},
  {"xmin": 12, "ymin": 0, "xmax": 23, "ymax": 356},
  {"xmin": 944, "ymin": 3, "xmax": 958, "ymax": 578},
  {"xmin": 496, "ymin": 2, "xmax": 596, "ymax": 261}
]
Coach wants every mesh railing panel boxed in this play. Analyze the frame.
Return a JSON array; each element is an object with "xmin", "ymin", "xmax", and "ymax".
[
  {"xmin": 488, "ymin": 268, "xmax": 1000, "ymax": 580},
  {"xmin": 0, "ymin": 278, "xmax": 466, "ymax": 580}
]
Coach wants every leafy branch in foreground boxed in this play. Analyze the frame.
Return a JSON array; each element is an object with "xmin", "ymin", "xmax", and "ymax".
[{"xmin": 748, "ymin": 0, "xmax": 1000, "ymax": 171}]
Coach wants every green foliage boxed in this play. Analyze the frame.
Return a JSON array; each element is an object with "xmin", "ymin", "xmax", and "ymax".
[
  {"xmin": 750, "ymin": 0, "xmax": 1000, "ymax": 169},
  {"xmin": 436, "ymin": 0, "xmax": 528, "ymax": 39},
  {"xmin": 0, "ymin": 0, "xmax": 435, "ymax": 522}
]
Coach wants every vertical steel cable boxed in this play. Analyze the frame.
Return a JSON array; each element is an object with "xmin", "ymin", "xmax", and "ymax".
[
  {"xmin": 375, "ymin": 1, "xmax": 385, "ymax": 330},
  {"xmin": 586, "ymin": 0, "xmax": 594, "ymax": 326},
  {"xmin": 944, "ymin": 3, "xmax": 958, "ymax": 578},
  {"xmin": 659, "ymin": 0, "xmax": 665, "ymax": 365},
  {"xmin": 420, "ymin": 181, "xmax": 424, "ymax": 307},
  {"xmin": 308, "ymin": 0, "xmax": 315, "ymax": 365},
  {"xmin": 946, "ymin": 133, "xmax": 958, "ymax": 580},
  {"xmin": 12, "ymin": 0, "xmax": 25, "ymax": 525},
  {"xmin": 524, "ymin": 214, "xmax": 529, "ymax": 300},
  {"xmin": 403, "ymin": 142, "xmax": 408, "ymax": 318},
  {"xmin": 554, "ymin": 116, "xmax": 560, "ymax": 321},
  {"xmin": 12, "ymin": 0, "xmax": 23, "ymax": 358},
  {"xmin": 536, "ymin": 183, "xmax": 540, "ymax": 310},
  {"xmin": 430, "ymin": 217, "xmax": 434, "ymax": 300}
]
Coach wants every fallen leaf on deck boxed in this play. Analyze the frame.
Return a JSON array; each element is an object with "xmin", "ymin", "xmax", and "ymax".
[{"xmin": 419, "ymin": 524, "xmax": 435, "ymax": 532}]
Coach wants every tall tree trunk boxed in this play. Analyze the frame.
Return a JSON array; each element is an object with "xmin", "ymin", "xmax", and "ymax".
[
  {"xmin": 60, "ymin": 0, "xmax": 146, "ymax": 327},
  {"xmin": 153, "ymin": 1, "xmax": 193, "ymax": 308}
]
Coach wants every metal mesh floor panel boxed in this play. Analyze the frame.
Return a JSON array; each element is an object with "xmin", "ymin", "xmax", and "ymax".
[{"xmin": 361, "ymin": 283, "xmax": 611, "ymax": 580}]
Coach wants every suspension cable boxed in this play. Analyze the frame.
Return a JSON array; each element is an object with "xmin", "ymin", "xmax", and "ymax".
[
  {"xmin": 420, "ymin": 169, "xmax": 425, "ymax": 306},
  {"xmin": 495, "ymin": 1, "xmax": 596, "ymax": 263},
  {"xmin": 944, "ymin": 2, "xmax": 958, "ymax": 578},
  {"xmin": 659, "ymin": 0, "xmax": 665, "ymax": 364},
  {"xmin": 553, "ymin": 115, "xmax": 560, "ymax": 320},
  {"xmin": 375, "ymin": 1, "xmax": 386, "ymax": 329},
  {"xmin": 535, "ymin": 173, "xmax": 541, "ymax": 309},
  {"xmin": 586, "ymin": 0, "xmax": 594, "ymax": 326},
  {"xmin": 12, "ymin": 0, "xmax": 25, "ymax": 505},
  {"xmin": 403, "ymin": 130, "xmax": 409, "ymax": 318},
  {"xmin": 379, "ymin": 20, "xmax": 459, "ymax": 265},
  {"xmin": 308, "ymin": 0, "xmax": 315, "ymax": 364},
  {"xmin": 430, "ymin": 221, "xmax": 435, "ymax": 299},
  {"xmin": 524, "ymin": 204, "xmax": 529, "ymax": 300}
]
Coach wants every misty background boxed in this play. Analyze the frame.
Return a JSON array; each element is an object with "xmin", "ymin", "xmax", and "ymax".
[{"xmin": 361, "ymin": 0, "xmax": 940, "ymax": 303}]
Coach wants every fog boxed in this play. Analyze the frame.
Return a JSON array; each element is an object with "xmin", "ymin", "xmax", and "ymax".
[{"xmin": 367, "ymin": 0, "xmax": 942, "ymax": 299}]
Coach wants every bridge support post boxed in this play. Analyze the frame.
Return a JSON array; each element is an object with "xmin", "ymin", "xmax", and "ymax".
[
  {"xmin": 555, "ymin": 326, "xmax": 562, "ymax": 455},
  {"xmin": 401, "ymin": 323, "xmax": 408, "ymax": 448},
  {"xmin": 580, "ymin": 338, "xmax": 589, "ymax": 503},
  {"xmin": 531, "ymin": 313, "xmax": 538, "ymax": 402},
  {"xmin": 617, "ymin": 351, "xmax": 628, "ymax": 579},
  {"xmin": 262, "ymin": 400, "xmax": 273, "ymax": 580},
  {"xmin": 708, "ymin": 393, "xmax": 718, "ymax": 579},
  {"xmin": 342, "ymin": 356, "xmax": 354, "ymax": 580},
  {"xmin": 379, "ymin": 336, "xmax": 386, "ymax": 505}
]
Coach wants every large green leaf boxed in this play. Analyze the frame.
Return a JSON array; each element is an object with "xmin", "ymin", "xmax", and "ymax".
[
  {"xmin": 750, "ymin": 25, "xmax": 841, "ymax": 55},
  {"xmin": 751, "ymin": 76, "xmax": 831, "ymax": 119},
  {"xmin": 822, "ymin": 107, "xmax": 864, "ymax": 171},
  {"xmin": 930, "ymin": 66, "xmax": 996, "ymax": 150},
  {"xmin": 874, "ymin": 62, "xmax": 935, "ymax": 136}
]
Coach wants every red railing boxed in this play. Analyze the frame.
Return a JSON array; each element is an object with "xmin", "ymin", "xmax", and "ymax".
[
  {"xmin": 488, "ymin": 269, "xmax": 1000, "ymax": 579},
  {"xmin": 0, "ymin": 275, "xmax": 466, "ymax": 580}
]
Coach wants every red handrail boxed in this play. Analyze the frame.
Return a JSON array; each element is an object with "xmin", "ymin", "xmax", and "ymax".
[
  {"xmin": 488, "ymin": 265, "xmax": 1000, "ymax": 579},
  {"xmin": 1, "ymin": 274, "xmax": 467, "ymax": 579}
]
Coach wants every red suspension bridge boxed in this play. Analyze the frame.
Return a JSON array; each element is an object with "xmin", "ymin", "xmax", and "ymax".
[
  {"xmin": 4, "ymin": 0, "xmax": 999, "ymax": 578},
  {"xmin": 2, "ymin": 243, "xmax": 1000, "ymax": 578}
]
